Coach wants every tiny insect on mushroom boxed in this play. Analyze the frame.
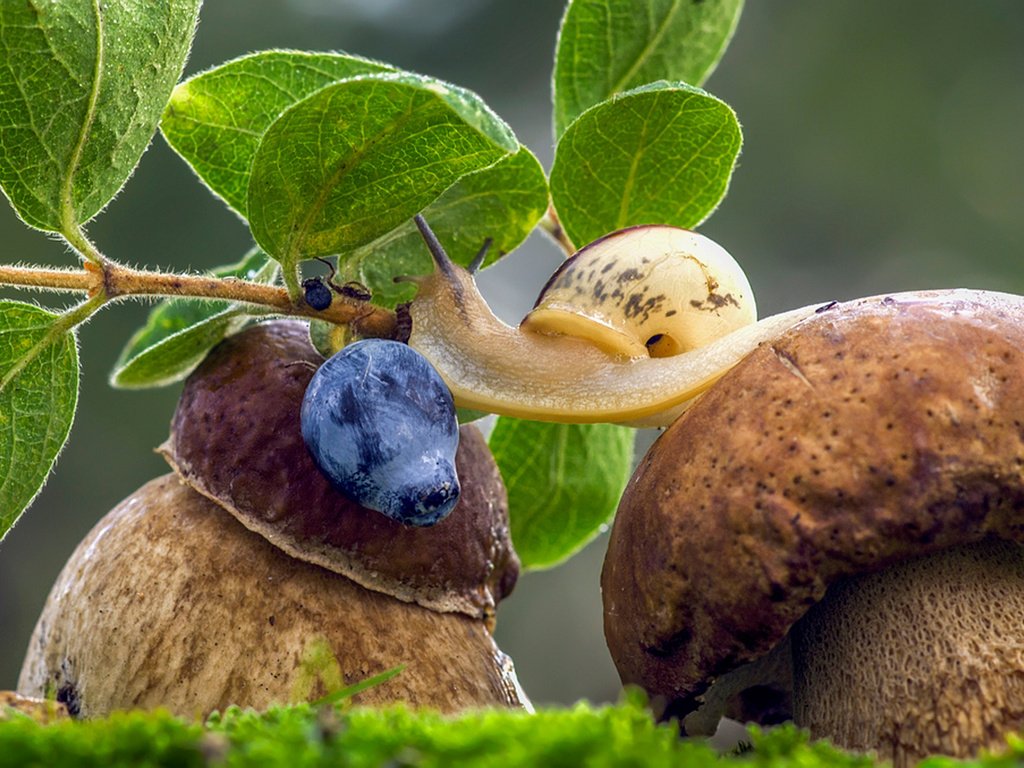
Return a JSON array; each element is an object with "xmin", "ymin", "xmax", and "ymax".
[
  {"xmin": 302, "ymin": 276, "xmax": 333, "ymax": 311},
  {"xmin": 601, "ymin": 289, "xmax": 1024, "ymax": 766},
  {"xmin": 302, "ymin": 258, "xmax": 373, "ymax": 311},
  {"xmin": 338, "ymin": 280, "xmax": 373, "ymax": 302},
  {"xmin": 18, "ymin": 321, "xmax": 525, "ymax": 718}
]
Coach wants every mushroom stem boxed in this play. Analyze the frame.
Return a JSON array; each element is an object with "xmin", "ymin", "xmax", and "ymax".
[
  {"xmin": 790, "ymin": 538, "xmax": 1024, "ymax": 768},
  {"xmin": 681, "ymin": 636, "xmax": 793, "ymax": 737}
]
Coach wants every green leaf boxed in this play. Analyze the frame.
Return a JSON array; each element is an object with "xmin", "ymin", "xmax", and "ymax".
[
  {"xmin": 0, "ymin": 0, "xmax": 202, "ymax": 233},
  {"xmin": 488, "ymin": 418, "xmax": 634, "ymax": 570},
  {"xmin": 353, "ymin": 147, "xmax": 549, "ymax": 308},
  {"xmin": 310, "ymin": 665, "xmax": 405, "ymax": 708},
  {"xmin": 247, "ymin": 72, "xmax": 518, "ymax": 277},
  {"xmin": 456, "ymin": 408, "xmax": 489, "ymax": 425},
  {"xmin": 0, "ymin": 302, "xmax": 79, "ymax": 540},
  {"xmin": 111, "ymin": 310, "xmax": 248, "ymax": 390},
  {"xmin": 110, "ymin": 249, "xmax": 275, "ymax": 389},
  {"xmin": 308, "ymin": 319, "xmax": 343, "ymax": 359},
  {"xmin": 553, "ymin": 0, "xmax": 744, "ymax": 138},
  {"xmin": 161, "ymin": 51, "xmax": 395, "ymax": 217},
  {"xmin": 550, "ymin": 81, "xmax": 741, "ymax": 248}
]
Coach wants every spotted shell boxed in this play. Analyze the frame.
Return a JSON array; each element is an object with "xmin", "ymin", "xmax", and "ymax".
[{"xmin": 521, "ymin": 225, "xmax": 757, "ymax": 358}]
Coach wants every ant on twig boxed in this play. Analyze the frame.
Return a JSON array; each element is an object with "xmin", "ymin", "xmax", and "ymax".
[{"xmin": 302, "ymin": 257, "xmax": 373, "ymax": 311}]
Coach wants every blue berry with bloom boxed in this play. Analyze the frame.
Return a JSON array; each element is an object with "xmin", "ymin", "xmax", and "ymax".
[{"xmin": 301, "ymin": 339, "xmax": 460, "ymax": 526}]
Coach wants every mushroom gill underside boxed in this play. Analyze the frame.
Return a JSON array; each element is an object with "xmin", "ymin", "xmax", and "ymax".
[
  {"xmin": 602, "ymin": 289, "xmax": 1024, "ymax": 765},
  {"xmin": 791, "ymin": 538, "xmax": 1024, "ymax": 765}
]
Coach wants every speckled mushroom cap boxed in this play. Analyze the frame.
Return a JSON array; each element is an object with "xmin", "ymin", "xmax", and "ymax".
[
  {"xmin": 602, "ymin": 289, "xmax": 1024, "ymax": 712},
  {"xmin": 161, "ymin": 320, "xmax": 518, "ymax": 620}
]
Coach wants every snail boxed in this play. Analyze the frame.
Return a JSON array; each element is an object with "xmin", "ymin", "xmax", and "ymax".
[{"xmin": 405, "ymin": 218, "xmax": 824, "ymax": 427}]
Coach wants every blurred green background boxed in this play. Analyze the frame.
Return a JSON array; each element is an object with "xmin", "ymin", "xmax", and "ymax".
[{"xmin": 1, "ymin": 1, "xmax": 1022, "ymax": 707}]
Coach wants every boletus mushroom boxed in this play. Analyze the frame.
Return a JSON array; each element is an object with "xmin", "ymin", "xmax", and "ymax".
[
  {"xmin": 602, "ymin": 289, "xmax": 1024, "ymax": 766},
  {"xmin": 19, "ymin": 321, "xmax": 525, "ymax": 718}
]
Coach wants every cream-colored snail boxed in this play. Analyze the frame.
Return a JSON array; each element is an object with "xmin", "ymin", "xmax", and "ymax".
[{"xmin": 406, "ymin": 219, "xmax": 824, "ymax": 427}]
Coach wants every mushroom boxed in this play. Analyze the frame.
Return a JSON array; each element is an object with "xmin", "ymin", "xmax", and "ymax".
[
  {"xmin": 602, "ymin": 289, "xmax": 1024, "ymax": 765},
  {"xmin": 160, "ymin": 320, "xmax": 515, "ymax": 619},
  {"xmin": 19, "ymin": 321, "xmax": 525, "ymax": 717}
]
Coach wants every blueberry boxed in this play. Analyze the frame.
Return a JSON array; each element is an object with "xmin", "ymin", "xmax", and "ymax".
[
  {"xmin": 300, "ymin": 339, "xmax": 461, "ymax": 526},
  {"xmin": 303, "ymin": 277, "xmax": 333, "ymax": 311}
]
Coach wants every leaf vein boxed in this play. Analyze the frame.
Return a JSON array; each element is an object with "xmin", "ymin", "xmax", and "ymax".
[
  {"xmin": 58, "ymin": 0, "xmax": 104, "ymax": 234},
  {"xmin": 608, "ymin": 0, "xmax": 682, "ymax": 96}
]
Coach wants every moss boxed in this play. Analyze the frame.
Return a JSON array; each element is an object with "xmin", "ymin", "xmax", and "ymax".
[{"xmin": 0, "ymin": 697, "xmax": 1022, "ymax": 767}]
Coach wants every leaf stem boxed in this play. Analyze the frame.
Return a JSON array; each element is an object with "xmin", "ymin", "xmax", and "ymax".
[
  {"xmin": 538, "ymin": 206, "xmax": 576, "ymax": 257},
  {"xmin": 63, "ymin": 224, "xmax": 111, "ymax": 268},
  {"xmin": 281, "ymin": 262, "xmax": 303, "ymax": 303},
  {"xmin": 55, "ymin": 292, "xmax": 107, "ymax": 334},
  {"xmin": 0, "ymin": 263, "xmax": 397, "ymax": 338}
]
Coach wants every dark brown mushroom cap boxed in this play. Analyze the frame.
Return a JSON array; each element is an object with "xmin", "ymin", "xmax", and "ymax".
[
  {"xmin": 602, "ymin": 289, "xmax": 1024, "ymax": 712},
  {"xmin": 161, "ymin": 320, "xmax": 518, "ymax": 620}
]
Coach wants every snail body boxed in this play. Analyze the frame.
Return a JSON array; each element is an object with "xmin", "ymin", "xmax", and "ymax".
[{"xmin": 407, "ymin": 220, "xmax": 822, "ymax": 427}]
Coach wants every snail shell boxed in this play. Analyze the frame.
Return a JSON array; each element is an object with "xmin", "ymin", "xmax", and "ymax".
[{"xmin": 522, "ymin": 226, "xmax": 756, "ymax": 359}]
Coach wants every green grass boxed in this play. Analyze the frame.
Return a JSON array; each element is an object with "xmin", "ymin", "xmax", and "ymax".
[{"xmin": 1, "ymin": 696, "xmax": 1022, "ymax": 767}]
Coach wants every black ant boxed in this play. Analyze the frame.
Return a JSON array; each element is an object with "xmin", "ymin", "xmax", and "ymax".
[{"xmin": 302, "ymin": 257, "xmax": 373, "ymax": 311}]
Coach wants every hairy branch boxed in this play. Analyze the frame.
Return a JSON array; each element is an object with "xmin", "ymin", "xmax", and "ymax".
[{"xmin": 0, "ymin": 263, "xmax": 397, "ymax": 339}]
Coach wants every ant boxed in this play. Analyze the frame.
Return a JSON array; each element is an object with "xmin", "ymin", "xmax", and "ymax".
[{"xmin": 302, "ymin": 257, "xmax": 373, "ymax": 311}]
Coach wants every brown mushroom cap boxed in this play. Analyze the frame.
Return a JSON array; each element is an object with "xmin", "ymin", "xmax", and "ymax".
[
  {"xmin": 161, "ymin": 320, "xmax": 518, "ymax": 620},
  {"xmin": 603, "ymin": 289, "xmax": 1024, "ymax": 713},
  {"xmin": 18, "ymin": 475, "xmax": 527, "ymax": 718}
]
